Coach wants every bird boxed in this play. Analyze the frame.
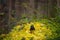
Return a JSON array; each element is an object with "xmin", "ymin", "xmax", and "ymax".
[{"xmin": 30, "ymin": 25, "xmax": 35, "ymax": 33}]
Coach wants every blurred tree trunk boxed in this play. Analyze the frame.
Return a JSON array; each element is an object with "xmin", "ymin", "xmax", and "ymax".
[
  {"xmin": 4, "ymin": 0, "xmax": 12, "ymax": 34},
  {"xmin": 34, "ymin": 0, "xmax": 49, "ymax": 19},
  {"xmin": 0, "ymin": 0, "xmax": 10, "ymax": 34},
  {"xmin": 8, "ymin": 0, "xmax": 12, "ymax": 30},
  {"xmin": 49, "ymin": 0, "xmax": 57, "ymax": 18},
  {"xmin": 56, "ymin": 0, "xmax": 60, "ymax": 17},
  {"xmin": 57, "ymin": 0, "xmax": 60, "ymax": 8},
  {"xmin": 28, "ymin": 0, "xmax": 34, "ymax": 20},
  {"xmin": 15, "ymin": 0, "xmax": 25, "ymax": 21}
]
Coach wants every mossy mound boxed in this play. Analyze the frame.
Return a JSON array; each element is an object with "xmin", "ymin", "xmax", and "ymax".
[{"xmin": 2, "ymin": 19, "xmax": 60, "ymax": 40}]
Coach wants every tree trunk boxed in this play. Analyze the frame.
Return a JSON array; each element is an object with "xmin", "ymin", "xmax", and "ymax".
[
  {"xmin": 49, "ymin": 0, "xmax": 57, "ymax": 18},
  {"xmin": 15, "ymin": 0, "xmax": 25, "ymax": 21}
]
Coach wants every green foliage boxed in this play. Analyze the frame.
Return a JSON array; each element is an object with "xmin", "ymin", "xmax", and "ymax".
[
  {"xmin": 40, "ymin": 19, "xmax": 60, "ymax": 40},
  {"xmin": 54, "ymin": 7, "xmax": 60, "ymax": 23},
  {"xmin": 0, "ymin": 19, "xmax": 60, "ymax": 40}
]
